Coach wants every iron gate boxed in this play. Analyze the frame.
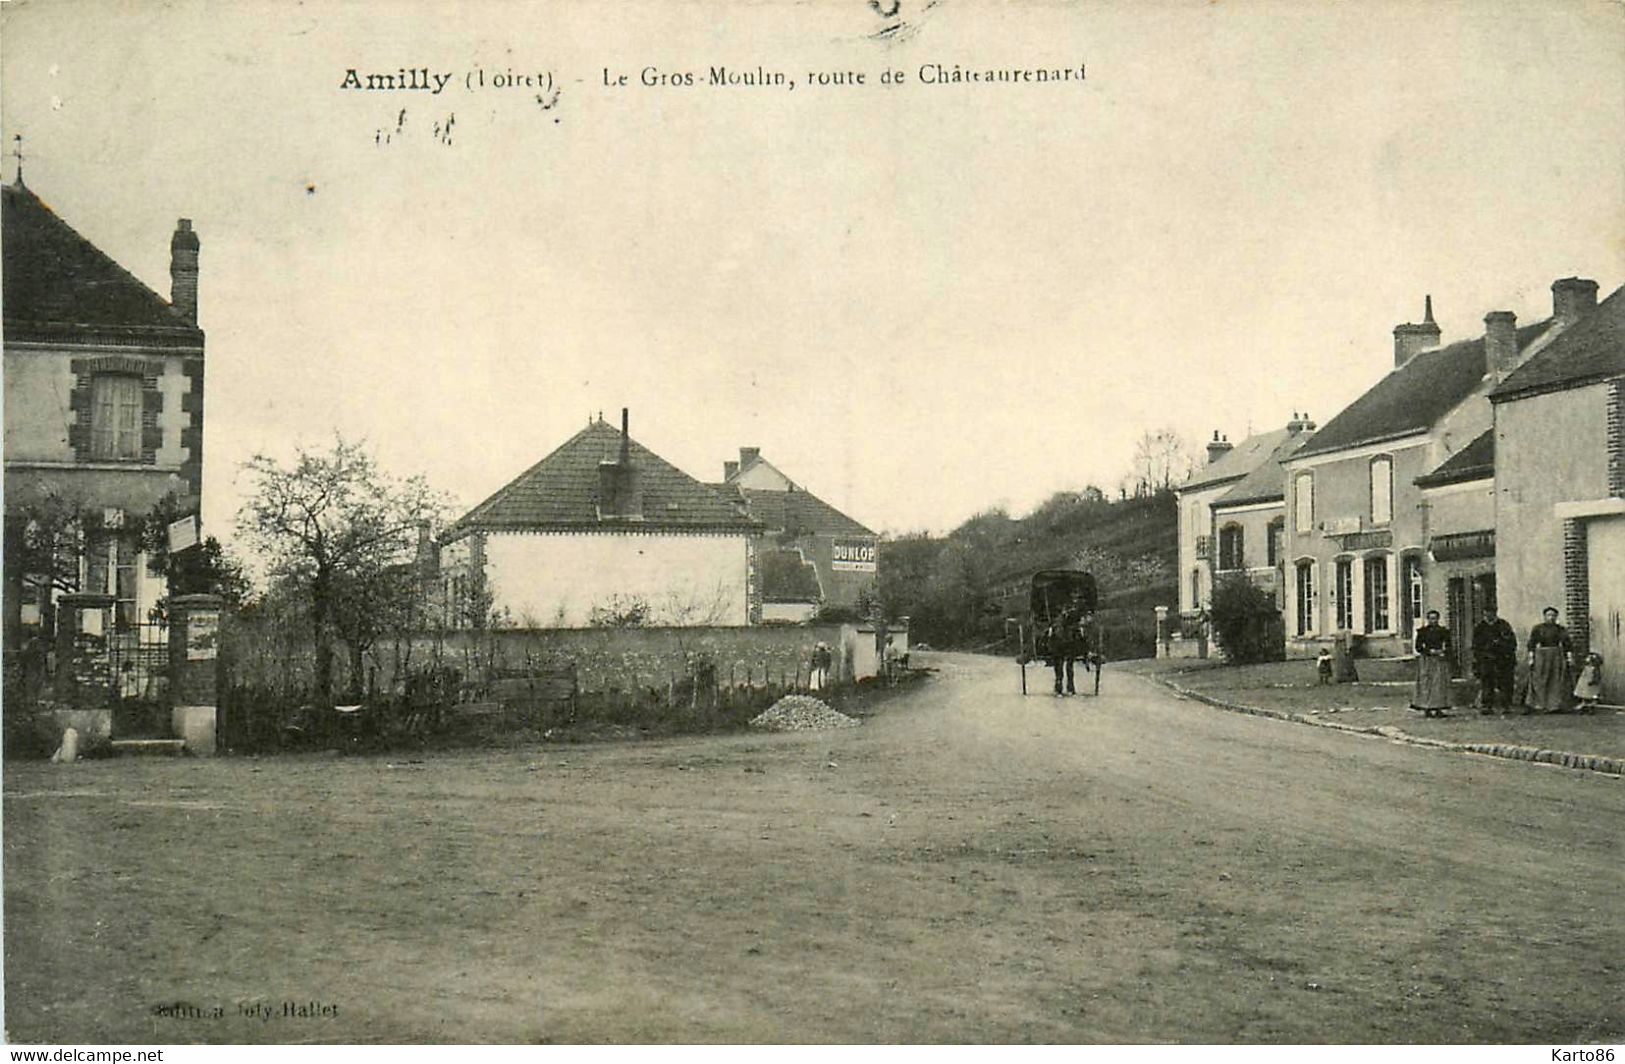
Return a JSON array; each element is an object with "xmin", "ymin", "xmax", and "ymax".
[{"xmin": 108, "ymin": 620, "xmax": 170, "ymax": 737}]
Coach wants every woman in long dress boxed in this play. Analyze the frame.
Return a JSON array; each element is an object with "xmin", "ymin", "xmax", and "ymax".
[
  {"xmin": 1412, "ymin": 610, "xmax": 1453, "ymax": 718},
  {"xmin": 1525, "ymin": 607, "xmax": 1573, "ymax": 713}
]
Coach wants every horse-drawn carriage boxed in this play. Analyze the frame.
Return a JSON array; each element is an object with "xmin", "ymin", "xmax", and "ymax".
[{"xmin": 1013, "ymin": 569, "xmax": 1103, "ymax": 695}]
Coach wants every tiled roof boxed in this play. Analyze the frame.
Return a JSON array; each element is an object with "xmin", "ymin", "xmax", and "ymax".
[
  {"xmin": 449, "ymin": 420, "xmax": 760, "ymax": 536},
  {"xmin": 741, "ymin": 487, "xmax": 875, "ymax": 538},
  {"xmin": 761, "ymin": 549, "xmax": 822, "ymax": 603},
  {"xmin": 1213, "ymin": 430, "xmax": 1314, "ymax": 508},
  {"xmin": 1490, "ymin": 285, "xmax": 1625, "ymax": 402},
  {"xmin": 1178, "ymin": 428, "xmax": 1293, "ymax": 492},
  {"xmin": 1415, "ymin": 429, "xmax": 1494, "ymax": 488},
  {"xmin": 2, "ymin": 183, "xmax": 203, "ymax": 345},
  {"xmin": 1295, "ymin": 320, "xmax": 1552, "ymax": 459}
]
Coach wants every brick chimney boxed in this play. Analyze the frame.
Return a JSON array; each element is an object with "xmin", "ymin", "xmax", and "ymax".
[
  {"xmin": 723, "ymin": 460, "xmax": 739, "ymax": 481},
  {"xmin": 739, "ymin": 447, "xmax": 761, "ymax": 470},
  {"xmin": 1392, "ymin": 295, "xmax": 1440, "ymax": 367},
  {"xmin": 597, "ymin": 408, "xmax": 643, "ymax": 519},
  {"xmin": 414, "ymin": 520, "xmax": 439, "ymax": 577},
  {"xmin": 170, "ymin": 219, "xmax": 199, "ymax": 323},
  {"xmin": 1552, "ymin": 277, "xmax": 1599, "ymax": 326},
  {"xmin": 1484, "ymin": 310, "xmax": 1519, "ymax": 380},
  {"xmin": 1286, "ymin": 411, "xmax": 1316, "ymax": 435},
  {"xmin": 1206, "ymin": 431, "xmax": 1233, "ymax": 464}
]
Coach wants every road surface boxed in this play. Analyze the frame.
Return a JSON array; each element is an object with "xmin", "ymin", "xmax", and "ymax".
[{"xmin": 4, "ymin": 652, "xmax": 1621, "ymax": 1043}]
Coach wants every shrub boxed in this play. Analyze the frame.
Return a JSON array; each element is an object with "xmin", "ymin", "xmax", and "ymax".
[
  {"xmin": 588, "ymin": 595, "xmax": 650, "ymax": 628},
  {"xmin": 1209, "ymin": 573, "xmax": 1284, "ymax": 664}
]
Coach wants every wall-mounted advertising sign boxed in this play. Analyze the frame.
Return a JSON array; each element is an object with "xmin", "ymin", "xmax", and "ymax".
[
  {"xmin": 186, "ymin": 612, "xmax": 219, "ymax": 661},
  {"xmin": 831, "ymin": 537, "xmax": 877, "ymax": 573}
]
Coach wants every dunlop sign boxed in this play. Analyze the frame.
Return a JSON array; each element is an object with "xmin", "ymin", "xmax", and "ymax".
[{"xmin": 831, "ymin": 537, "xmax": 877, "ymax": 573}]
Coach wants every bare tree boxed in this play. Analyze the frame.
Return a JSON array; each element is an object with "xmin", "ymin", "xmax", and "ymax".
[
  {"xmin": 6, "ymin": 488, "xmax": 88, "ymax": 599},
  {"xmin": 1129, "ymin": 427, "xmax": 1199, "ymax": 494},
  {"xmin": 237, "ymin": 436, "xmax": 450, "ymax": 703}
]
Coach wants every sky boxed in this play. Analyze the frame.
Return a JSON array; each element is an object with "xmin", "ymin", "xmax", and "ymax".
[{"xmin": 3, "ymin": 0, "xmax": 1622, "ymax": 544}]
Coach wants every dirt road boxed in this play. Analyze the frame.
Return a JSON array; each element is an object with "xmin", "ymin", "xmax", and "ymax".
[{"xmin": 5, "ymin": 653, "xmax": 1621, "ymax": 1043}]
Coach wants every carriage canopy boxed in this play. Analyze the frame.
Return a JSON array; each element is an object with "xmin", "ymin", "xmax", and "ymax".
[{"xmin": 1027, "ymin": 569, "xmax": 1098, "ymax": 625}]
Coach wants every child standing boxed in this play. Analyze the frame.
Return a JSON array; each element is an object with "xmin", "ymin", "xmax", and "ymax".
[
  {"xmin": 1316, "ymin": 647, "xmax": 1333, "ymax": 685},
  {"xmin": 1573, "ymin": 652, "xmax": 1604, "ymax": 713}
]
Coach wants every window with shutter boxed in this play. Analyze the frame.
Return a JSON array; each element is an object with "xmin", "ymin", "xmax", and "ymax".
[
  {"xmin": 1369, "ymin": 456, "xmax": 1393, "ymax": 526},
  {"xmin": 1295, "ymin": 561, "xmax": 1316, "ymax": 636},
  {"xmin": 1334, "ymin": 558, "xmax": 1354, "ymax": 630},
  {"xmin": 1363, "ymin": 554, "xmax": 1390, "ymax": 633}
]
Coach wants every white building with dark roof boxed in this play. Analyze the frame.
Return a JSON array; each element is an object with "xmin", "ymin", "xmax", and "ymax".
[
  {"xmin": 1282, "ymin": 283, "xmax": 1592, "ymax": 660},
  {"xmin": 1490, "ymin": 281, "xmax": 1622, "ymax": 701},
  {"xmin": 1174, "ymin": 419, "xmax": 1314, "ymax": 631},
  {"xmin": 439, "ymin": 411, "xmax": 764, "ymax": 628},
  {"xmin": 1208, "ymin": 426, "xmax": 1317, "ymax": 611}
]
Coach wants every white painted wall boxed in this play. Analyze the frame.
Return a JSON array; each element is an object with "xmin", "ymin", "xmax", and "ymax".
[
  {"xmin": 733, "ymin": 461, "xmax": 793, "ymax": 491},
  {"xmin": 1176, "ymin": 482, "xmax": 1233, "ymax": 615},
  {"xmin": 2, "ymin": 351, "xmax": 75, "ymax": 461},
  {"xmin": 482, "ymin": 531, "xmax": 751, "ymax": 627},
  {"xmin": 1587, "ymin": 516, "xmax": 1625, "ymax": 703},
  {"xmin": 763, "ymin": 602, "xmax": 817, "ymax": 623},
  {"xmin": 1496, "ymin": 386, "xmax": 1608, "ymax": 631}
]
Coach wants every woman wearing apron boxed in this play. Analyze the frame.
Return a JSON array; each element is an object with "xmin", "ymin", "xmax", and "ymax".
[
  {"xmin": 1524, "ymin": 606, "xmax": 1573, "ymax": 714},
  {"xmin": 1412, "ymin": 610, "xmax": 1453, "ymax": 718}
]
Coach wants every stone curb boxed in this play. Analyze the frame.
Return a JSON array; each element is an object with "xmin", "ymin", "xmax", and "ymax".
[{"xmin": 1142, "ymin": 674, "xmax": 1624, "ymax": 778}]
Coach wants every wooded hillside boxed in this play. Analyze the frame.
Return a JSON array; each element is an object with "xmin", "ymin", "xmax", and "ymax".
[{"xmin": 877, "ymin": 489, "xmax": 1177, "ymax": 657}]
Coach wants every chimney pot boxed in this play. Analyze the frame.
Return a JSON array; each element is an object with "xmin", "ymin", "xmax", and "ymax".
[
  {"xmin": 1206, "ymin": 433, "xmax": 1234, "ymax": 464},
  {"xmin": 1393, "ymin": 295, "xmax": 1441, "ymax": 367},
  {"xmin": 1551, "ymin": 277, "xmax": 1599, "ymax": 326}
]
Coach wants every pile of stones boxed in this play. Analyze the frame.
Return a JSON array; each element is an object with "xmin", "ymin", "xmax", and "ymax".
[{"xmin": 749, "ymin": 695, "xmax": 859, "ymax": 732}]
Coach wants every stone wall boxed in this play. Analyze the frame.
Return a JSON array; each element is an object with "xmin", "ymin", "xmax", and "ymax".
[{"xmin": 223, "ymin": 621, "xmax": 863, "ymax": 697}]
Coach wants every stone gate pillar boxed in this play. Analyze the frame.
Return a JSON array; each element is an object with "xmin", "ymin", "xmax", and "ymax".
[
  {"xmin": 167, "ymin": 594, "xmax": 223, "ymax": 755},
  {"xmin": 52, "ymin": 592, "xmax": 116, "ymax": 746},
  {"xmin": 1154, "ymin": 605, "xmax": 1170, "ymax": 658}
]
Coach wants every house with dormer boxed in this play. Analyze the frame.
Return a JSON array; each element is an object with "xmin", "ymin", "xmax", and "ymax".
[
  {"xmin": 1282, "ymin": 285, "xmax": 1590, "ymax": 660},
  {"xmin": 2, "ymin": 180, "xmax": 206, "ymax": 651},
  {"xmin": 438, "ymin": 412, "xmax": 763, "ymax": 628}
]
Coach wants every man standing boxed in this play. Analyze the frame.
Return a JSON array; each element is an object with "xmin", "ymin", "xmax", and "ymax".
[
  {"xmin": 1048, "ymin": 606, "xmax": 1082, "ymax": 696},
  {"xmin": 1524, "ymin": 606, "xmax": 1573, "ymax": 714},
  {"xmin": 1412, "ymin": 610, "xmax": 1453, "ymax": 718},
  {"xmin": 809, "ymin": 641, "xmax": 832, "ymax": 691},
  {"xmin": 1471, "ymin": 606, "xmax": 1518, "ymax": 714}
]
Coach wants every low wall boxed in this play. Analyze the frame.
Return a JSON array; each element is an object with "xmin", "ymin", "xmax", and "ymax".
[
  {"xmin": 386, "ymin": 625, "xmax": 854, "ymax": 694},
  {"xmin": 224, "ymin": 622, "xmax": 882, "ymax": 696}
]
